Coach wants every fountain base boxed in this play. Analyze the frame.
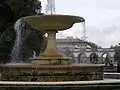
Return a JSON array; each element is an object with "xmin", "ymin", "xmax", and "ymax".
[
  {"xmin": 0, "ymin": 64, "xmax": 103, "ymax": 82},
  {"xmin": 31, "ymin": 58, "xmax": 70, "ymax": 65},
  {"xmin": 30, "ymin": 55, "xmax": 70, "ymax": 65}
]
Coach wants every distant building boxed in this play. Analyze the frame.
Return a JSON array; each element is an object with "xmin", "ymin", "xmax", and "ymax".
[{"xmin": 56, "ymin": 37, "xmax": 115, "ymax": 66}]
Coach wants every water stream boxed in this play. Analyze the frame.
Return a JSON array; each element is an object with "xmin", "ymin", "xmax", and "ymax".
[{"xmin": 11, "ymin": 18, "xmax": 31, "ymax": 63}]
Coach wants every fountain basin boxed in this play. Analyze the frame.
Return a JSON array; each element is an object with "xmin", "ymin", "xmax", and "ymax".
[
  {"xmin": 0, "ymin": 64, "xmax": 103, "ymax": 82},
  {"xmin": 23, "ymin": 14, "xmax": 85, "ymax": 31}
]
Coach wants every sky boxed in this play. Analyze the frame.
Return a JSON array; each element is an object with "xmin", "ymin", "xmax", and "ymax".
[{"xmin": 40, "ymin": 0, "xmax": 120, "ymax": 48}]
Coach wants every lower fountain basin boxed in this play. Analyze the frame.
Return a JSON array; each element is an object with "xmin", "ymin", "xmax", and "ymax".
[{"xmin": 0, "ymin": 63, "xmax": 104, "ymax": 82}]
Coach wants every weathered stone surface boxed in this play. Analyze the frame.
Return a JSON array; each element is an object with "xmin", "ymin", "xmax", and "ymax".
[{"xmin": 0, "ymin": 64, "xmax": 103, "ymax": 81}]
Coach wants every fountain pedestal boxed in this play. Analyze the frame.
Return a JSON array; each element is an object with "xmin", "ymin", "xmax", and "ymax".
[
  {"xmin": 31, "ymin": 30, "xmax": 69, "ymax": 65},
  {"xmin": 25, "ymin": 15, "xmax": 85, "ymax": 65}
]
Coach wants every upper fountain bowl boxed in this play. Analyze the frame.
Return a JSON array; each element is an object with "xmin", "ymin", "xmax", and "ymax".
[{"xmin": 23, "ymin": 14, "xmax": 85, "ymax": 31}]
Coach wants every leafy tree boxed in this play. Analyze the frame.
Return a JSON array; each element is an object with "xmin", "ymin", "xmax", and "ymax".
[
  {"xmin": 104, "ymin": 54, "xmax": 113, "ymax": 66},
  {"xmin": 0, "ymin": 0, "xmax": 14, "ymax": 34},
  {"xmin": 114, "ymin": 44, "xmax": 120, "ymax": 72},
  {"xmin": 7, "ymin": 0, "xmax": 42, "ymax": 20},
  {"xmin": 90, "ymin": 53, "xmax": 98, "ymax": 64},
  {"xmin": 0, "ymin": 0, "xmax": 42, "ymax": 33},
  {"xmin": 0, "ymin": 25, "xmax": 16, "ymax": 63}
]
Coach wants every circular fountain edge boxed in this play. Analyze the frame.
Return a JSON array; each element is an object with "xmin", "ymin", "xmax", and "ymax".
[{"xmin": 0, "ymin": 63, "xmax": 104, "ymax": 82}]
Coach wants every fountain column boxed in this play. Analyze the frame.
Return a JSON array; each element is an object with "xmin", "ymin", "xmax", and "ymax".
[
  {"xmin": 43, "ymin": 31, "xmax": 60, "ymax": 57},
  {"xmin": 31, "ymin": 30, "xmax": 69, "ymax": 65}
]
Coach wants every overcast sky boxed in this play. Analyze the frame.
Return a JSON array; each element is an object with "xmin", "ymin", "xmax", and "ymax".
[{"xmin": 40, "ymin": 0, "xmax": 120, "ymax": 48}]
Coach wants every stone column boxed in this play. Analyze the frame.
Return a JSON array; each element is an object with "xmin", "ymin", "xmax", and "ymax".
[
  {"xmin": 31, "ymin": 30, "xmax": 70, "ymax": 64},
  {"xmin": 42, "ymin": 30, "xmax": 61, "ymax": 58}
]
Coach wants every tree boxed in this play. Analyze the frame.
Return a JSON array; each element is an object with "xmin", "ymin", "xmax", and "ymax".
[
  {"xmin": 90, "ymin": 53, "xmax": 98, "ymax": 64},
  {"xmin": 7, "ymin": 0, "xmax": 42, "ymax": 20},
  {"xmin": 104, "ymin": 54, "xmax": 113, "ymax": 66},
  {"xmin": 0, "ymin": 25, "xmax": 16, "ymax": 63},
  {"xmin": 114, "ymin": 45, "xmax": 120, "ymax": 72},
  {"xmin": 0, "ymin": 0, "xmax": 14, "ymax": 34},
  {"xmin": 0, "ymin": 0, "xmax": 42, "ymax": 33}
]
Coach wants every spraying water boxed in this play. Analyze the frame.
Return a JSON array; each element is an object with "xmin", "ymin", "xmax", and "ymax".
[
  {"xmin": 11, "ymin": 17, "xmax": 45, "ymax": 63},
  {"xmin": 81, "ymin": 21, "xmax": 87, "ymax": 41},
  {"xmin": 11, "ymin": 18, "xmax": 31, "ymax": 63},
  {"xmin": 45, "ymin": 0, "xmax": 55, "ymax": 14}
]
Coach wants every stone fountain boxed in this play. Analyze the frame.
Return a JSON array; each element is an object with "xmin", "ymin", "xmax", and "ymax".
[
  {"xmin": 26, "ymin": 15, "xmax": 84, "ymax": 65},
  {"xmin": 0, "ymin": 0, "xmax": 104, "ymax": 82},
  {"xmin": 0, "ymin": 14, "xmax": 104, "ymax": 82}
]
